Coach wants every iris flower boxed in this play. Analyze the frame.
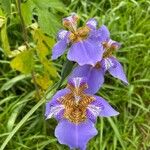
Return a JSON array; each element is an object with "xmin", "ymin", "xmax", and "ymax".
[
  {"xmin": 52, "ymin": 13, "xmax": 103, "ymax": 66},
  {"xmin": 45, "ymin": 77, "xmax": 119, "ymax": 150},
  {"xmin": 71, "ymin": 25, "xmax": 128, "ymax": 94}
]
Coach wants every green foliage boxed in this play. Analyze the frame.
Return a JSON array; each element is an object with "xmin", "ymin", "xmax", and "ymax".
[
  {"xmin": 10, "ymin": 49, "xmax": 34, "ymax": 74},
  {"xmin": 0, "ymin": 0, "xmax": 11, "ymax": 15},
  {"xmin": 0, "ymin": 17, "xmax": 11, "ymax": 55},
  {"xmin": 21, "ymin": 0, "xmax": 66, "ymax": 36}
]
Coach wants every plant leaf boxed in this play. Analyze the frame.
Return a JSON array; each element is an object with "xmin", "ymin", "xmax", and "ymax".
[
  {"xmin": 1, "ymin": 18, "xmax": 11, "ymax": 55},
  {"xmin": 10, "ymin": 49, "xmax": 34, "ymax": 74},
  {"xmin": 1, "ymin": 0, "xmax": 11, "ymax": 15}
]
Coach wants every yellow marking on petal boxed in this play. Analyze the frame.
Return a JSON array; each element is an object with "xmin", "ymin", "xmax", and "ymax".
[
  {"xmin": 58, "ymin": 83, "xmax": 95, "ymax": 124},
  {"xmin": 69, "ymin": 26, "xmax": 90, "ymax": 43}
]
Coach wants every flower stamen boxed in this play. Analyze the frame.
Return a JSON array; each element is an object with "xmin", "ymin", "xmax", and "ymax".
[{"xmin": 58, "ymin": 82, "xmax": 95, "ymax": 124}]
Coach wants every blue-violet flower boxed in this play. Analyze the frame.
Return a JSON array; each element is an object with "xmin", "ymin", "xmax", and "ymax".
[
  {"xmin": 71, "ymin": 25, "xmax": 128, "ymax": 94},
  {"xmin": 52, "ymin": 13, "xmax": 103, "ymax": 66},
  {"xmin": 45, "ymin": 77, "xmax": 119, "ymax": 150}
]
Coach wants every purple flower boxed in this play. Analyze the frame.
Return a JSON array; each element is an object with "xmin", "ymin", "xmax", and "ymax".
[
  {"xmin": 45, "ymin": 77, "xmax": 119, "ymax": 150},
  {"xmin": 52, "ymin": 13, "xmax": 103, "ymax": 66},
  {"xmin": 70, "ymin": 25, "xmax": 128, "ymax": 94}
]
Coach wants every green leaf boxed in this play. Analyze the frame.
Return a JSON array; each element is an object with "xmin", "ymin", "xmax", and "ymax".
[
  {"xmin": 42, "ymin": 59, "xmax": 57, "ymax": 78},
  {"xmin": 1, "ymin": 0, "xmax": 11, "ymax": 15},
  {"xmin": 1, "ymin": 18, "xmax": 11, "ymax": 55},
  {"xmin": 32, "ymin": 28, "xmax": 55, "ymax": 59},
  {"xmin": 35, "ymin": 73, "xmax": 53, "ymax": 90},
  {"xmin": 21, "ymin": 0, "xmax": 35, "ymax": 25},
  {"xmin": 32, "ymin": 0, "xmax": 66, "ymax": 13},
  {"xmin": 10, "ymin": 50, "xmax": 34, "ymax": 74},
  {"xmin": 38, "ymin": 10, "xmax": 61, "ymax": 36},
  {"xmin": 107, "ymin": 118, "xmax": 126, "ymax": 150},
  {"xmin": 61, "ymin": 60, "xmax": 74, "ymax": 80},
  {"xmin": 0, "ymin": 97, "xmax": 45, "ymax": 150},
  {"xmin": 1, "ymin": 74, "xmax": 30, "ymax": 91},
  {"xmin": 58, "ymin": 60, "xmax": 74, "ymax": 88}
]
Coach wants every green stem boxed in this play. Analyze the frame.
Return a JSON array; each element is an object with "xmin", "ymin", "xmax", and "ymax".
[{"xmin": 16, "ymin": 0, "xmax": 41, "ymax": 100}]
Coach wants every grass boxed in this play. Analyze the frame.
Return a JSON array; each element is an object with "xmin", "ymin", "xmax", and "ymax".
[{"xmin": 0, "ymin": 0, "xmax": 150, "ymax": 149}]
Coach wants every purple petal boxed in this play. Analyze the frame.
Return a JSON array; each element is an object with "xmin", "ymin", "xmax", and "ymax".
[
  {"xmin": 57, "ymin": 30, "xmax": 68, "ymax": 40},
  {"xmin": 108, "ymin": 57, "xmax": 128, "ymax": 84},
  {"xmin": 70, "ymin": 64, "xmax": 105, "ymax": 94},
  {"xmin": 97, "ymin": 25, "xmax": 110, "ymax": 42},
  {"xmin": 68, "ymin": 77, "xmax": 87, "ymax": 88},
  {"xmin": 55, "ymin": 119, "xmax": 97, "ymax": 150},
  {"xmin": 86, "ymin": 104, "xmax": 101, "ymax": 123},
  {"xmin": 107, "ymin": 39, "xmax": 121, "ymax": 49},
  {"xmin": 52, "ymin": 40, "xmax": 67, "ymax": 60},
  {"xmin": 91, "ymin": 96, "xmax": 119, "ymax": 117},
  {"xmin": 45, "ymin": 89, "xmax": 69, "ymax": 120},
  {"xmin": 52, "ymin": 30, "xmax": 70, "ymax": 60},
  {"xmin": 86, "ymin": 18, "xmax": 97, "ymax": 30},
  {"xmin": 101, "ymin": 57, "xmax": 116, "ymax": 71},
  {"xmin": 67, "ymin": 39, "xmax": 103, "ymax": 66}
]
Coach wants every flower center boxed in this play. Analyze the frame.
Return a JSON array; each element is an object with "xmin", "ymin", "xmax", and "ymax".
[
  {"xmin": 94, "ymin": 62, "xmax": 101, "ymax": 69},
  {"xmin": 69, "ymin": 26, "xmax": 90, "ymax": 43},
  {"xmin": 102, "ymin": 42, "xmax": 116, "ymax": 58},
  {"xmin": 58, "ymin": 83, "xmax": 95, "ymax": 124}
]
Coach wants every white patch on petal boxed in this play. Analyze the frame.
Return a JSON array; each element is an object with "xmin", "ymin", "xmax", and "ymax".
[
  {"xmin": 87, "ymin": 19, "xmax": 97, "ymax": 28},
  {"xmin": 58, "ymin": 30, "xmax": 68, "ymax": 40},
  {"xmin": 104, "ymin": 58, "xmax": 114, "ymax": 70},
  {"xmin": 107, "ymin": 39, "xmax": 114, "ymax": 46},
  {"xmin": 74, "ymin": 95, "xmax": 81, "ymax": 105},
  {"xmin": 73, "ymin": 77, "xmax": 82, "ymax": 88},
  {"xmin": 47, "ymin": 105, "xmax": 64, "ymax": 119},
  {"xmin": 88, "ymin": 104, "xmax": 101, "ymax": 117}
]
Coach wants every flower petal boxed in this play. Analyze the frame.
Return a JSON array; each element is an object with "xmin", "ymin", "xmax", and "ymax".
[
  {"xmin": 86, "ymin": 18, "xmax": 97, "ymax": 30},
  {"xmin": 45, "ymin": 89, "xmax": 69, "ymax": 120},
  {"xmin": 67, "ymin": 39, "xmax": 103, "ymax": 66},
  {"xmin": 57, "ymin": 30, "xmax": 68, "ymax": 40},
  {"xmin": 70, "ymin": 64, "xmax": 105, "ymax": 94},
  {"xmin": 55, "ymin": 119, "xmax": 97, "ymax": 150},
  {"xmin": 52, "ymin": 40, "xmax": 67, "ymax": 60},
  {"xmin": 68, "ymin": 77, "xmax": 87, "ymax": 88},
  {"xmin": 107, "ymin": 39, "xmax": 121, "ymax": 49},
  {"xmin": 97, "ymin": 25, "xmax": 110, "ymax": 42},
  {"xmin": 86, "ymin": 104, "xmax": 101, "ymax": 123},
  {"xmin": 91, "ymin": 96, "xmax": 119, "ymax": 117},
  {"xmin": 52, "ymin": 30, "xmax": 69, "ymax": 60},
  {"xmin": 101, "ymin": 57, "xmax": 116, "ymax": 71},
  {"xmin": 108, "ymin": 57, "xmax": 128, "ymax": 84}
]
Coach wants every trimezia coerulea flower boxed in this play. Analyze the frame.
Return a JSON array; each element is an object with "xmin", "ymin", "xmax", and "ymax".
[
  {"xmin": 45, "ymin": 77, "xmax": 119, "ymax": 150},
  {"xmin": 52, "ymin": 13, "xmax": 104, "ymax": 66},
  {"xmin": 71, "ymin": 25, "xmax": 128, "ymax": 94}
]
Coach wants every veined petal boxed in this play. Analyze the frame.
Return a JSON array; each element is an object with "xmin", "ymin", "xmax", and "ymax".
[
  {"xmin": 101, "ymin": 57, "xmax": 115, "ymax": 71},
  {"xmin": 92, "ymin": 96, "xmax": 119, "ymax": 117},
  {"xmin": 52, "ymin": 30, "xmax": 69, "ymax": 60},
  {"xmin": 86, "ymin": 18, "xmax": 97, "ymax": 30},
  {"xmin": 52, "ymin": 40, "xmax": 67, "ymax": 60},
  {"xmin": 68, "ymin": 77, "xmax": 87, "ymax": 88},
  {"xmin": 97, "ymin": 25, "xmax": 110, "ymax": 42},
  {"xmin": 70, "ymin": 64, "xmax": 105, "ymax": 94},
  {"xmin": 108, "ymin": 57, "xmax": 128, "ymax": 84},
  {"xmin": 57, "ymin": 30, "xmax": 68, "ymax": 40},
  {"xmin": 86, "ymin": 104, "xmax": 101, "ymax": 123},
  {"xmin": 46, "ymin": 105, "xmax": 64, "ymax": 119},
  {"xmin": 107, "ymin": 39, "xmax": 121, "ymax": 49},
  {"xmin": 55, "ymin": 119, "xmax": 97, "ymax": 150},
  {"xmin": 45, "ymin": 89, "xmax": 69, "ymax": 120},
  {"xmin": 67, "ymin": 39, "xmax": 103, "ymax": 66}
]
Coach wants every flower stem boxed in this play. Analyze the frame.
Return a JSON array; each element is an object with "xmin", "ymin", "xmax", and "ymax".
[{"xmin": 16, "ymin": 0, "xmax": 41, "ymax": 100}]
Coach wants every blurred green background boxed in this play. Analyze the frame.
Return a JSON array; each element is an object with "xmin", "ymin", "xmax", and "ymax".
[{"xmin": 0, "ymin": 0, "xmax": 150, "ymax": 150}]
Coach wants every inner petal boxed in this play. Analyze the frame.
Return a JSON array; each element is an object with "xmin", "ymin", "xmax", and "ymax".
[{"xmin": 58, "ymin": 78, "xmax": 95, "ymax": 124}]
